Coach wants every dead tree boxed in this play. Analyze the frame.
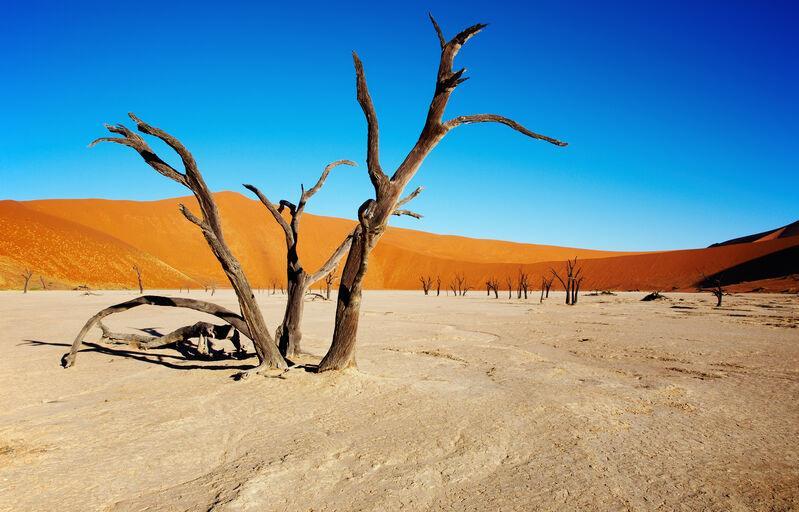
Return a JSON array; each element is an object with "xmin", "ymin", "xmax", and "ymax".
[
  {"xmin": 545, "ymin": 276, "xmax": 553, "ymax": 298},
  {"xmin": 22, "ymin": 269, "xmax": 33, "ymax": 293},
  {"xmin": 39, "ymin": 276, "xmax": 48, "ymax": 291},
  {"xmin": 325, "ymin": 272, "xmax": 336, "ymax": 300},
  {"xmin": 420, "ymin": 275, "xmax": 433, "ymax": 295},
  {"xmin": 506, "ymin": 276, "xmax": 513, "ymax": 299},
  {"xmin": 435, "ymin": 276, "xmax": 441, "ymax": 296},
  {"xmin": 540, "ymin": 276, "xmax": 546, "ymax": 303},
  {"xmin": 85, "ymin": 113, "xmax": 286, "ymax": 375},
  {"xmin": 318, "ymin": 14, "xmax": 566, "ymax": 371},
  {"xmin": 699, "ymin": 273, "xmax": 726, "ymax": 307},
  {"xmin": 244, "ymin": 160, "xmax": 359, "ymax": 358},
  {"xmin": 551, "ymin": 257, "xmax": 583, "ymax": 305},
  {"xmin": 517, "ymin": 269, "xmax": 529, "ymax": 299},
  {"xmin": 486, "ymin": 277, "xmax": 499, "ymax": 298},
  {"xmin": 132, "ymin": 264, "xmax": 143, "ymax": 294},
  {"xmin": 62, "ymin": 296, "xmax": 251, "ymax": 368}
]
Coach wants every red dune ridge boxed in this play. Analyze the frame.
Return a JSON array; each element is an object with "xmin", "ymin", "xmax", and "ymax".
[{"xmin": 1, "ymin": 192, "xmax": 797, "ymax": 292}]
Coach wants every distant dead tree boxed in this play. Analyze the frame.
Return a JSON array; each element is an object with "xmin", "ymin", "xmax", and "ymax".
[
  {"xmin": 552, "ymin": 257, "xmax": 583, "ymax": 305},
  {"xmin": 420, "ymin": 275, "xmax": 433, "ymax": 295},
  {"xmin": 449, "ymin": 273, "xmax": 471, "ymax": 296},
  {"xmin": 69, "ymin": 113, "xmax": 287, "ymax": 376},
  {"xmin": 22, "ymin": 269, "xmax": 33, "ymax": 293},
  {"xmin": 132, "ymin": 264, "xmax": 143, "ymax": 294},
  {"xmin": 544, "ymin": 276, "xmax": 553, "ymax": 298},
  {"xmin": 210, "ymin": 282, "xmax": 216, "ymax": 296},
  {"xmin": 325, "ymin": 272, "xmax": 337, "ymax": 300},
  {"xmin": 506, "ymin": 276, "xmax": 513, "ymax": 299},
  {"xmin": 486, "ymin": 277, "xmax": 499, "ymax": 298},
  {"xmin": 699, "ymin": 272, "xmax": 726, "ymax": 307},
  {"xmin": 316, "ymin": 15, "xmax": 566, "ymax": 371},
  {"xmin": 435, "ymin": 276, "xmax": 441, "ymax": 296},
  {"xmin": 39, "ymin": 276, "xmax": 48, "ymax": 291},
  {"xmin": 270, "ymin": 279, "xmax": 277, "ymax": 295},
  {"xmin": 517, "ymin": 269, "xmax": 529, "ymax": 299},
  {"xmin": 245, "ymin": 159, "xmax": 358, "ymax": 358}
]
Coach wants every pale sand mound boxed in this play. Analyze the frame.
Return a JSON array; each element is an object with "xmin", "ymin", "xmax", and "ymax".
[{"xmin": 0, "ymin": 290, "xmax": 797, "ymax": 511}]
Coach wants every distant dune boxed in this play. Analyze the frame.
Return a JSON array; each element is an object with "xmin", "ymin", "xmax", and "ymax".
[{"xmin": 1, "ymin": 192, "xmax": 797, "ymax": 292}]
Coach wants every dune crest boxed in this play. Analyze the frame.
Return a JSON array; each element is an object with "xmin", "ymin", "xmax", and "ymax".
[{"xmin": 1, "ymin": 193, "xmax": 796, "ymax": 292}]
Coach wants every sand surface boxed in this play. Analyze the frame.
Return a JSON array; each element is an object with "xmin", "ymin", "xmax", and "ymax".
[{"xmin": 0, "ymin": 290, "xmax": 797, "ymax": 511}]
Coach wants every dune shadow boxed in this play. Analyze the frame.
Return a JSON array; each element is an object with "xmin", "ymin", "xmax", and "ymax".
[
  {"xmin": 700, "ymin": 245, "xmax": 799, "ymax": 288},
  {"xmin": 22, "ymin": 339, "xmax": 254, "ymax": 372}
]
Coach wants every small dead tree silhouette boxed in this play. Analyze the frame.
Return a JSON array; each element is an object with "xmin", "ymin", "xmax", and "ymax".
[
  {"xmin": 420, "ymin": 276, "xmax": 433, "ymax": 295},
  {"xmin": 699, "ymin": 272, "xmax": 726, "ymax": 307},
  {"xmin": 39, "ymin": 276, "xmax": 48, "ymax": 291},
  {"xmin": 435, "ymin": 276, "xmax": 441, "ymax": 296},
  {"xmin": 325, "ymin": 272, "xmax": 337, "ymax": 300},
  {"xmin": 506, "ymin": 276, "xmax": 513, "ymax": 299},
  {"xmin": 544, "ymin": 276, "xmax": 553, "ymax": 298},
  {"xmin": 517, "ymin": 269, "xmax": 529, "ymax": 299},
  {"xmin": 132, "ymin": 265, "xmax": 143, "ymax": 294},
  {"xmin": 316, "ymin": 14, "xmax": 567, "ymax": 371},
  {"xmin": 486, "ymin": 277, "xmax": 499, "ymax": 298},
  {"xmin": 244, "ymin": 159, "xmax": 359, "ymax": 358},
  {"xmin": 551, "ymin": 257, "xmax": 583, "ymax": 305},
  {"xmin": 22, "ymin": 269, "xmax": 33, "ymax": 293},
  {"xmin": 71, "ymin": 113, "xmax": 286, "ymax": 375}
]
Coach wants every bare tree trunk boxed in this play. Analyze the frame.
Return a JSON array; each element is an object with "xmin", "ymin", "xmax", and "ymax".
[
  {"xmin": 325, "ymin": 273, "xmax": 335, "ymax": 300},
  {"xmin": 39, "ymin": 276, "xmax": 47, "ymax": 291},
  {"xmin": 22, "ymin": 269, "xmax": 33, "ymax": 293},
  {"xmin": 279, "ymin": 271, "xmax": 307, "ymax": 357},
  {"xmin": 245, "ymin": 161, "xmax": 357, "ymax": 359},
  {"xmin": 319, "ymin": 227, "xmax": 368, "ymax": 370},
  {"xmin": 132, "ymin": 264, "xmax": 143, "ymax": 294},
  {"xmin": 318, "ymin": 15, "xmax": 566, "ymax": 371},
  {"xmin": 90, "ymin": 114, "xmax": 286, "ymax": 374}
]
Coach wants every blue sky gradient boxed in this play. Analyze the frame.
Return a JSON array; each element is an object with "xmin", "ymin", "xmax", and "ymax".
[{"xmin": 1, "ymin": 0, "xmax": 796, "ymax": 250}]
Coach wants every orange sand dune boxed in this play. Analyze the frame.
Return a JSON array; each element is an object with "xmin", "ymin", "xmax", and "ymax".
[
  {"xmin": 2, "ymin": 193, "xmax": 796, "ymax": 292},
  {"xmin": 0, "ymin": 200, "xmax": 194, "ymax": 289}
]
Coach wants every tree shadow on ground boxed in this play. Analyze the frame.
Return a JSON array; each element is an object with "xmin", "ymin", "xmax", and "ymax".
[{"xmin": 22, "ymin": 339, "xmax": 255, "ymax": 372}]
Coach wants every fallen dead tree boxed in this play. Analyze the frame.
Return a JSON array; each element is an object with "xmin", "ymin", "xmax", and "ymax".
[
  {"xmin": 98, "ymin": 319, "xmax": 243, "ymax": 357},
  {"xmin": 641, "ymin": 291, "xmax": 667, "ymax": 302},
  {"xmin": 61, "ymin": 295, "xmax": 250, "ymax": 368}
]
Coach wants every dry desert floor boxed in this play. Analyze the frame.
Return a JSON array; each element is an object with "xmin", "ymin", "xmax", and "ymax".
[{"xmin": 0, "ymin": 290, "xmax": 797, "ymax": 511}]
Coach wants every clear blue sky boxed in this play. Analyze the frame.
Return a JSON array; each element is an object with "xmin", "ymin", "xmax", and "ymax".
[{"xmin": 1, "ymin": 0, "xmax": 796, "ymax": 250}]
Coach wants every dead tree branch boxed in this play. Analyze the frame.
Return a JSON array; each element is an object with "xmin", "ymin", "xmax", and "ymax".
[{"xmin": 90, "ymin": 113, "xmax": 286, "ymax": 375}]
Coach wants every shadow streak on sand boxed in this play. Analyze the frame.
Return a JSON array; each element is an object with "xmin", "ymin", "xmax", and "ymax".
[
  {"xmin": 23, "ymin": 339, "xmax": 254, "ymax": 372},
  {"xmin": 700, "ymin": 245, "xmax": 799, "ymax": 288}
]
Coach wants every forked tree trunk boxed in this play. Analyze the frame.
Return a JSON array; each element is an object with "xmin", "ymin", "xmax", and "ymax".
[
  {"xmin": 22, "ymin": 269, "xmax": 33, "ymax": 293},
  {"xmin": 317, "ymin": 15, "xmax": 566, "ymax": 371},
  {"xmin": 245, "ymin": 163, "xmax": 356, "ymax": 359}
]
